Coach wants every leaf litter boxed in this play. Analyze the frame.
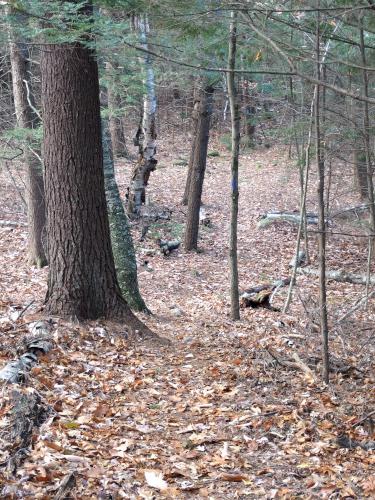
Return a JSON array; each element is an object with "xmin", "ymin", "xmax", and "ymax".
[{"xmin": 0, "ymin": 139, "xmax": 374, "ymax": 498}]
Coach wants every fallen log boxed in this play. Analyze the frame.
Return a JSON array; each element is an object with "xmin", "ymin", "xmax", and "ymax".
[
  {"xmin": 240, "ymin": 278, "xmax": 290, "ymax": 310},
  {"xmin": 297, "ymin": 267, "xmax": 375, "ymax": 286},
  {"xmin": 0, "ymin": 220, "xmax": 27, "ymax": 228},
  {"xmin": 0, "ymin": 320, "xmax": 53, "ymax": 475},
  {"xmin": 332, "ymin": 204, "xmax": 369, "ymax": 219},
  {"xmin": 264, "ymin": 347, "xmax": 317, "ymax": 382},
  {"xmin": 0, "ymin": 321, "xmax": 53, "ymax": 383},
  {"xmin": 3, "ymin": 388, "xmax": 51, "ymax": 474},
  {"xmin": 157, "ymin": 238, "xmax": 181, "ymax": 256},
  {"xmin": 257, "ymin": 211, "xmax": 319, "ymax": 228}
]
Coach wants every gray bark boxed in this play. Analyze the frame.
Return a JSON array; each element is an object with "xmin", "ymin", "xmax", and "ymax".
[
  {"xmin": 8, "ymin": 12, "xmax": 46, "ymax": 267},
  {"xmin": 298, "ymin": 266, "xmax": 375, "ymax": 286},
  {"xmin": 227, "ymin": 11, "xmax": 240, "ymax": 320},
  {"xmin": 102, "ymin": 119, "xmax": 148, "ymax": 313}
]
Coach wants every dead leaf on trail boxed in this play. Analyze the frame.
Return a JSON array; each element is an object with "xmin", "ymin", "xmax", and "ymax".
[
  {"xmin": 220, "ymin": 472, "xmax": 249, "ymax": 482},
  {"xmin": 144, "ymin": 469, "xmax": 169, "ymax": 490}
]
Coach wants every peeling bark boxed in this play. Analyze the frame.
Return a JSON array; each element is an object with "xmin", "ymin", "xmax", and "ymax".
[
  {"xmin": 0, "ymin": 322, "xmax": 52, "ymax": 475},
  {"xmin": 128, "ymin": 15, "xmax": 157, "ymax": 215}
]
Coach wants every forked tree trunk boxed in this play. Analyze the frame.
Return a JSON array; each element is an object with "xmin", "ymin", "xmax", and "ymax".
[
  {"xmin": 184, "ymin": 84, "xmax": 214, "ymax": 251},
  {"xmin": 128, "ymin": 15, "xmax": 157, "ymax": 215},
  {"xmin": 8, "ymin": 16, "xmax": 46, "ymax": 267},
  {"xmin": 41, "ymin": 37, "xmax": 152, "ymax": 336},
  {"xmin": 102, "ymin": 119, "xmax": 148, "ymax": 313}
]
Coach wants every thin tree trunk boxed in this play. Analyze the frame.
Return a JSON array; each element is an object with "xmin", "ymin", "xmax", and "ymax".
[
  {"xmin": 353, "ymin": 150, "xmax": 369, "ymax": 200},
  {"xmin": 128, "ymin": 15, "xmax": 157, "ymax": 215},
  {"xmin": 283, "ymin": 102, "xmax": 313, "ymax": 313},
  {"xmin": 106, "ymin": 61, "xmax": 128, "ymax": 158},
  {"xmin": 8, "ymin": 12, "xmax": 46, "ymax": 267},
  {"xmin": 41, "ymin": 27, "xmax": 153, "ymax": 340},
  {"xmin": 227, "ymin": 11, "xmax": 240, "ymax": 320},
  {"xmin": 359, "ymin": 20, "xmax": 375, "ymax": 308},
  {"xmin": 315, "ymin": 7, "xmax": 329, "ymax": 383},
  {"xmin": 182, "ymin": 97, "xmax": 199, "ymax": 205},
  {"xmin": 102, "ymin": 119, "xmax": 148, "ymax": 313},
  {"xmin": 183, "ymin": 84, "xmax": 214, "ymax": 251}
]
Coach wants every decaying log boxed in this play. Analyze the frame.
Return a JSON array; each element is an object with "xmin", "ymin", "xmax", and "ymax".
[
  {"xmin": 140, "ymin": 205, "xmax": 171, "ymax": 221},
  {"xmin": 0, "ymin": 321, "xmax": 53, "ymax": 383},
  {"xmin": 0, "ymin": 220, "xmax": 27, "ymax": 227},
  {"xmin": 3, "ymin": 388, "xmax": 51, "ymax": 474},
  {"xmin": 240, "ymin": 278, "xmax": 290, "ymax": 311},
  {"xmin": 158, "ymin": 238, "xmax": 181, "ymax": 256},
  {"xmin": 336, "ymin": 434, "xmax": 375, "ymax": 451},
  {"xmin": 257, "ymin": 211, "xmax": 320, "ymax": 228},
  {"xmin": 53, "ymin": 472, "xmax": 77, "ymax": 500},
  {"xmin": 298, "ymin": 266, "xmax": 375, "ymax": 286},
  {"xmin": 289, "ymin": 250, "xmax": 306, "ymax": 268},
  {"xmin": 265, "ymin": 347, "xmax": 317, "ymax": 382},
  {"xmin": 332, "ymin": 204, "xmax": 369, "ymax": 219},
  {"xmin": 199, "ymin": 207, "xmax": 211, "ymax": 227},
  {"xmin": 0, "ymin": 321, "xmax": 53, "ymax": 475}
]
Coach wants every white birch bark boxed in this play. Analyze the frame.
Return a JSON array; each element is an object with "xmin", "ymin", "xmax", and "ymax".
[{"xmin": 128, "ymin": 15, "xmax": 157, "ymax": 215}]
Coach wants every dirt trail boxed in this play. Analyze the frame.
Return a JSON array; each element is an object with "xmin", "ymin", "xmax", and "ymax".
[{"xmin": 0, "ymin": 145, "xmax": 374, "ymax": 498}]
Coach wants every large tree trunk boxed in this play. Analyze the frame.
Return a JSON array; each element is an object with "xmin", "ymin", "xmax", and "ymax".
[
  {"xmin": 183, "ymin": 84, "xmax": 214, "ymax": 251},
  {"xmin": 128, "ymin": 15, "xmax": 157, "ymax": 215},
  {"xmin": 8, "ymin": 19, "xmax": 46, "ymax": 267},
  {"xmin": 102, "ymin": 119, "xmax": 148, "ymax": 313},
  {"xmin": 41, "ymin": 35, "xmax": 152, "ymax": 336}
]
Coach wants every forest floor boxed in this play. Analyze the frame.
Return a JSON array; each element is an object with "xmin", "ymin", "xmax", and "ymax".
[{"xmin": 0, "ymin": 136, "xmax": 374, "ymax": 499}]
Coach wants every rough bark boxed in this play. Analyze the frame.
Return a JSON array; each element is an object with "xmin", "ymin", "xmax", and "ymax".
[
  {"xmin": 40, "ymin": 37, "xmax": 154, "ymax": 338},
  {"xmin": 8, "ymin": 16, "xmax": 46, "ymax": 267},
  {"xmin": 227, "ymin": 11, "xmax": 240, "ymax": 320},
  {"xmin": 184, "ymin": 84, "xmax": 214, "ymax": 251},
  {"xmin": 353, "ymin": 150, "xmax": 369, "ymax": 200},
  {"xmin": 182, "ymin": 99, "xmax": 199, "ymax": 206},
  {"xmin": 244, "ymin": 104, "xmax": 256, "ymax": 148},
  {"xmin": 128, "ymin": 15, "xmax": 157, "ymax": 215},
  {"xmin": 315, "ymin": 10, "xmax": 329, "ymax": 383},
  {"xmin": 102, "ymin": 119, "xmax": 148, "ymax": 313}
]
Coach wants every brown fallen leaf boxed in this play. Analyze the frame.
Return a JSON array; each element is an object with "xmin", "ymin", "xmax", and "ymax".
[{"xmin": 220, "ymin": 472, "xmax": 248, "ymax": 482}]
